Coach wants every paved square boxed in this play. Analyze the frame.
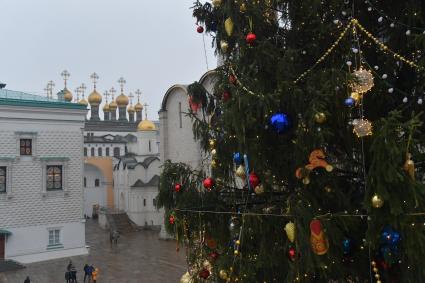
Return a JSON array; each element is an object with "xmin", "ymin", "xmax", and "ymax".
[{"xmin": 0, "ymin": 220, "xmax": 186, "ymax": 283}]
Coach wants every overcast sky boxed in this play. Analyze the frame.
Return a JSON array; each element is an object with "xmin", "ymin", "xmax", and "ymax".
[{"xmin": 0, "ymin": 0, "xmax": 216, "ymax": 120}]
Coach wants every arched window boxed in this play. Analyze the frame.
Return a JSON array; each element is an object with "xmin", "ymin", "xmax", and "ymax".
[
  {"xmin": 91, "ymin": 148, "xmax": 95, "ymax": 157},
  {"xmin": 113, "ymin": 147, "xmax": 120, "ymax": 157},
  {"xmin": 106, "ymin": 148, "xmax": 110, "ymax": 156},
  {"xmin": 84, "ymin": 147, "xmax": 87, "ymax": 157},
  {"xmin": 83, "ymin": 177, "xmax": 87, "ymax": 187},
  {"xmin": 149, "ymin": 140, "xmax": 151, "ymax": 152},
  {"xmin": 94, "ymin": 179, "xmax": 100, "ymax": 187},
  {"xmin": 143, "ymin": 199, "xmax": 146, "ymax": 206},
  {"xmin": 98, "ymin": 147, "xmax": 102, "ymax": 157}
]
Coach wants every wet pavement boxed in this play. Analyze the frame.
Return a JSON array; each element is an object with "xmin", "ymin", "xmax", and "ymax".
[{"xmin": 0, "ymin": 220, "xmax": 186, "ymax": 283}]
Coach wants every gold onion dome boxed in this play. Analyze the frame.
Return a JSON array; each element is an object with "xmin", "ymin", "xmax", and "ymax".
[
  {"xmin": 63, "ymin": 88, "xmax": 73, "ymax": 102},
  {"xmin": 135, "ymin": 102, "xmax": 143, "ymax": 111},
  {"xmin": 103, "ymin": 103, "xmax": 110, "ymax": 112},
  {"xmin": 88, "ymin": 90, "xmax": 102, "ymax": 105},
  {"xmin": 137, "ymin": 120, "xmax": 156, "ymax": 131},
  {"xmin": 109, "ymin": 100, "xmax": 118, "ymax": 110},
  {"xmin": 128, "ymin": 105, "xmax": 135, "ymax": 113},
  {"xmin": 116, "ymin": 94, "xmax": 129, "ymax": 106},
  {"xmin": 78, "ymin": 98, "xmax": 88, "ymax": 106}
]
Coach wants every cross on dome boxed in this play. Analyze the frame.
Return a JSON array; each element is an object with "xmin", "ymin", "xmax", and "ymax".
[
  {"xmin": 144, "ymin": 103, "xmax": 148, "ymax": 120},
  {"xmin": 61, "ymin": 70, "xmax": 70, "ymax": 88},
  {"xmin": 118, "ymin": 77, "xmax": 126, "ymax": 94},
  {"xmin": 47, "ymin": 81, "xmax": 55, "ymax": 99},
  {"xmin": 128, "ymin": 92, "xmax": 134, "ymax": 105},
  {"xmin": 80, "ymin": 83, "xmax": 87, "ymax": 98},
  {"xmin": 104, "ymin": 90, "xmax": 110, "ymax": 103},
  {"xmin": 75, "ymin": 87, "xmax": 81, "ymax": 101},
  {"xmin": 135, "ymin": 89, "xmax": 142, "ymax": 102},
  {"xmin": 109, "ymin": 87, "xmax": 116, "ymax": 99},
  {"xmin": 90, "ymin": 72, "xmax": 99, "ymax": 89}
]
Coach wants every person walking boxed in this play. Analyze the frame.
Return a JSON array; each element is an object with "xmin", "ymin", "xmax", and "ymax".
[
  {"xmin": 83, "ymin": 264, "xmax": 91, "ymax": 283},
  {"xmin": 65, "ymin": 271, "xmax": 71, "ymax": 283},
  {"xmin": 24, "ymin": 276, "xmax": 30, "ymax": 283},
  {"xmin": 70, "ymin": 264, "xmax": 77, "ymax": 283},
  {"xmin": 92, "ymin": 267, "xmax": 99, "ymax": 283}
]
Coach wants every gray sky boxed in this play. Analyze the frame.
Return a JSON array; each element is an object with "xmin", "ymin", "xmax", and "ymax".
[{"xmin": 0, "ymin": 0, "xmax": 216, "ymax": 120}]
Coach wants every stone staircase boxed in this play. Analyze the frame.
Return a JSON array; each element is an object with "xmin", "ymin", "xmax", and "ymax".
[
  {"xmin": 0, "ymin": 259, "xmax": 25, "ymax": 273},
  {"xmin": 106, "ymin": 212, "xmax": 138, "ymax": 233}
]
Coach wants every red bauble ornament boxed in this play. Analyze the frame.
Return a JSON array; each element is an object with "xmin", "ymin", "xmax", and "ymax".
[
  {"xmin": 199, "ymin": 268, "xmax": 210, "ymax": 279},
  {"xmin": 197, "ymin": 26, "xmax": 204, "ymax": 33},
  {"xmin": 246, "ymin": 32, "xmax": 257, "ymax": 45},
  {"xmin": 249, "ymin": 172, "xmax": 260, "ymax": 188},
  {"xmin": 169, "ymin": 215, "xmax": 175, "ymax": 225},
  {"xmin": 288, "ymin": 247, "xmax": 296, "ymax": 261},
  {"xmin": 188, "ymin": 96, "xmax": 201, "ymax": 113},
  {"xmin": 209, "ymin": 251, "xmax": 219, "ymax": 261},
  {"xmin": 228, "ymin": 74, "xmax": 237, "ymax": 85},
  {"xmin": 203, "ymin": 177, "xmax": 214, "ymax": 191},
  {"xmin": 174, "ymin": 183, "xmax": 182, "ymax": 192},
  {"xmin": 223, "ymin": 91, "xmax": 231, "ymax": 102}
]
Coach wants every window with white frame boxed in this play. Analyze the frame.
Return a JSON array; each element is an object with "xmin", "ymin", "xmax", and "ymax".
[
  {"xmin": 46, "ymin": 165, "xmax": 63, "ymax": 191},
  {"xmin": 41, "ymin": 158, "xmax": 69, "ymax": 195},
  {"xmin": 48, "ymin": 229, "xmax": 61, "ymax": 246}
]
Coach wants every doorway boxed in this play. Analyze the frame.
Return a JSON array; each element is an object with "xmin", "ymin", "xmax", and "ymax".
[{"xmin": 0, "ymin": 235, "xmax": 5, "ymax": 259}]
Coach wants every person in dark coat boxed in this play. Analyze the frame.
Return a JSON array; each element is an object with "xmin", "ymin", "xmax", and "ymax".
[
  {"xmin": 65, "ymin": 271, "xmax": 70, "ymax": 283},
  {"xmin": 24, "ymin": 276, "xmax": 30, "ymax": 283},
  {"xmin": 83, "ymin": 264, "xmax": 91, "ymax": 283}
]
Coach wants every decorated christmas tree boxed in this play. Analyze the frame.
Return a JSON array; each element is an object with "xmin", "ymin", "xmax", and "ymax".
[{"xmin": 157, "ymin": 1, "xmax": 425, "ymax": 282}]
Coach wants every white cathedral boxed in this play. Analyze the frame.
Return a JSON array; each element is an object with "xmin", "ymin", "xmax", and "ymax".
[{"xmin": 0, "ymin": 69, "xmax": 216, "ymax": 264}]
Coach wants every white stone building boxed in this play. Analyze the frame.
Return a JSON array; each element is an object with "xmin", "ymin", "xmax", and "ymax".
[
  {"xmin": 0, "ymin": 87, "xmax": 88, "ymax": 263},
  {"xmin": 79, "ymin": 76, "xmax": 163, "ymax": 230}
]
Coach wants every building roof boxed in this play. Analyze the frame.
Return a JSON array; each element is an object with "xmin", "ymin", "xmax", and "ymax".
[
  {"xmin": 84, "ymin": 120, "xmax": 139, "ymax": 132},
  {"xmin": 115, "ymin": 155, "xmax": 160, "ymax": 170},
  {"xmin": 0, "ymin": 89, "xmax": 86, "ymax": 109},
  {"xmin": 130, "ymin": 175, "xmax": 160, "ymax": 188},
  {"xmin": 84, "ymin": 133, "xmax": 137, "ymax": 144}
]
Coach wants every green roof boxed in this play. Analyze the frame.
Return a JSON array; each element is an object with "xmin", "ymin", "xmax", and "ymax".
[
  {"xmin": 0, "ymin": 229, "xmax": 12, "ymax": 235},
  {"xmin": 0, "ymin": 89, "xmax": 87, "ymax": 109}
]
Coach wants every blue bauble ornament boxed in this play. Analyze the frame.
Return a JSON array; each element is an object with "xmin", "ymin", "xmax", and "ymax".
[
  {"xmin": 270, "ymin": 113, "xmax": 291, "ymax": 134},
  {"xmin": 342, "ymin": 238, "xmax": 351, "ymax": 254},
  {"xmin": 381, "ymin": 226, "xmax": 401, "ymax": 246},
  {"xmin": 233, "ymin": 152, "xmax": 243, "ymax": 165},
  {"xmin": 344, "ymin": 97, "xmax": 355, "ymax": 107}
]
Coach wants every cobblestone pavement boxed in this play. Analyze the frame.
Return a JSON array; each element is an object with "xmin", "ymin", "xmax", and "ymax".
[{"xmin": 0, "ymin": 220, "xmax": 186, "ymax": 283}]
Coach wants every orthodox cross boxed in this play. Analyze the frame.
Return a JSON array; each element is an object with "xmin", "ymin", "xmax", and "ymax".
[
  {"xmin": 80, "ymin": 83, "xmax": 87, "ymax": 99},
  {"xmin": 109, "ymin": 87, "xmax": 116, "ymax": 100},
  {"xmin": 118, "ymin": 77, "xmax": 126, "ymax": 94},
  {"xmin": 104, "ymin": 90, "xmax": 110, "ymax": 103},
  {"xmin": 75, "ymin": 87, "xmax": 81, "ymax": 102},
  {"xmin": 135, "ymin": 89, "xmax": 142, "ymax": 103},
  {"xmin": 128, "ymin": 92, "xmax": 134, "ymax": 105},
  {"xmin": 61, "ymin": 70, "xmax": 70, "ymax": 89},
  {"xmin": 47, "ymin": 81, "xmax": 55, "ymax": 98},
  {"xmin": 90, "ymin": 72, "xmax": 99, "ymax": 90},
  {"xmin": 144, "ymin": 103, "xmax": 148, "ymax": 120},
  {"xmin": 44, "ymin": 86, "xmax": 49, "ymax": 98}
]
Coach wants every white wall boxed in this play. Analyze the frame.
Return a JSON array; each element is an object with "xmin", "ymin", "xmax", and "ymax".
[{"xmin": 83, "ymin": 164, "xmax": 106, "ymax": 217}]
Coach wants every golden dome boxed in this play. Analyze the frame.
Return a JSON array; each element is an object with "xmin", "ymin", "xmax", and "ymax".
[
  {"xmin": 109, "ymin": 101, "xmax": 118, "ymax": 110},
  {"xmin": 88, "ymin": 90, "xmax": 102, "ymax": 105},
  {"xmin": 128, "ymin": 105, "xmax": 135, "ymax": 113},
  {"xmin": 116, "ymin": 94, "xmax": 129, "ymax": 106},
  {"xmin": 78, "ymin": 98, "xmax": 88, "ymax": 106},
  {"xmin": 63, "ymin": 88, "xmax": 73, "ymax": 102},
  {"xmin": 137, "ymin": 120, "xmax": 156, "ymax": 131},
  {"xmin": 135, "ymin": 102, "xmax": 143, "ymax": 111},
  {"xmin": 103, "ymin": 103, "xmax": 110, "ymax": 112}
]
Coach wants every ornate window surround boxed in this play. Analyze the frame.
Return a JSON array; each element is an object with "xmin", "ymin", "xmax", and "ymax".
[
  {"xmin": 15, "ymin": 131, "xmax": 38, "ymax": 160},
  {"xmin": 0, "ymin": 157, "xmax": 14, "ymax": 200},
  {"xmin": 40, "ymin": 157, "xmax": 70, "ymax": 197}
]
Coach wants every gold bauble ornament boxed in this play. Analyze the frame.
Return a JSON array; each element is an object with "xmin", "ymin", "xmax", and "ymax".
[
  {"xmin": 211, "ymin": 160, "xmax": 218, "ymax": 168},
  {"xmin": 220, "ymin": 40, "xmax": 229, "ymax": 53},
  {"xmin": 209, "ymin": 139, "xmax": 216, "ymax": 148},
  {"xmin": 403, "ymin": 153, "xmax": 415, "ymax": 181},
  {"xmin": 234, "ymin": 249, "xmax": 239, "ymax": 255},
  {"xmin": 203, "ymin": 260, "xmax": 212, "ymax": 270},
  {"xmin": 240, "ymin": 3, "xmax": 247, "ymax": 12},
  {"xmin": 284, "ymin": 222, "xmax": 295, "ymax": 243},
  {"xmin": 211, "ymin": 149, "xmax": 217, "ymax": 156},
  {"xmin": 219, "ymin": 270, "xmax": 229, "ymax": 280},
  {"xmin": 353, "ymin": 119, "xmax": 373, "ymax": 138},
  {"xmin": 371, "ymin": 194, "xmax": 384, "ymax": 208},
  {"xmin": 225, "ymin": 17, "xmax": 234, "ymax": 36},
  {"xmin": 350, "ymin": 92, "xmax": 361, "ymax": 102},
  {"xmin": 350, "ymin": 68, "xmax": 374, "ymax": 94},
  {"xmin": 180, "ymin": 272, "xmax": 193, "ymax": 283},
  {"xmin": 212, "ymin": 0, "xmax": 222, "ymax": 7},
  {"xmin": 254, "ymin": 184, "xmax": 265, "ymax": 195},
  {"xmin": 314, "ymin": 112, "xmax": 327, "ymax": 124},
  {"xmin": 235, "ymin": 165, "xmax": 246, "ymax": 179}
]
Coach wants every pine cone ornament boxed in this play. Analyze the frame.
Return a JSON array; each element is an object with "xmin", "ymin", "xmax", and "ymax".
[{"xmin": 285, "ymin": 222, "xmax": 295, "ymax": 243}]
